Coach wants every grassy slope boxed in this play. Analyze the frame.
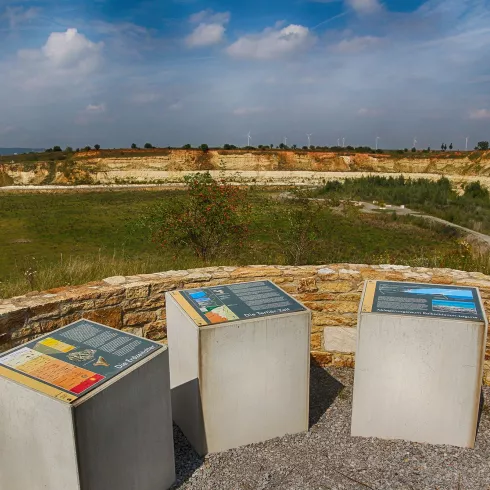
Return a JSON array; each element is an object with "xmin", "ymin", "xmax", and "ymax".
[{"xmin": 0, "ymin": 189, "xmax": 462, "ymax": 297}]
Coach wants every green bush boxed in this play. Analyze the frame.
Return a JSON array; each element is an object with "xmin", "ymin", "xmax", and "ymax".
[{"xmin": 139, "ymin": 172, "xmax": 251, "ymax": 262}]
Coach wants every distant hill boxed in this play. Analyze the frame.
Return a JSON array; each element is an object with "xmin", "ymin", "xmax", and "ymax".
[{"xmin": 0, "ymin": 148, "xmax": 44, "ymax": 156}]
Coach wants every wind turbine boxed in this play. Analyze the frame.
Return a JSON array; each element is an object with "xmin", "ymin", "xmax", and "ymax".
[
  {"xmin": 283, "ymin": 136, "xmax": 287, "ymax": 147},
  {"xmin": 307, "ymin": 133, "xmax": 312, "ymax": 148},
  {"xmin": 342, "ymin": 137, "xmax": 345, "ymax": 148},
  {"xmin": 376, "ymin": 136, "xmax": 380, "ymax": 151},
  {"xmin": 337, "ymin": 138, "xmax": 340, "ymax": 147},
  {"xmin": 413, "ymin": 137, "xmax": 417, "ymax": 149},
  {"xmin": 466, "ymin": 136, "xmax": 469, "ymax": 151},
  {"xmin": 247, "ymin": 131, "xmax": 251, "ymax": 147}
]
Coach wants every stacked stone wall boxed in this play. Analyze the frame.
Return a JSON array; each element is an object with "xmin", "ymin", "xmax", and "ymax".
[{"xmin": 1, "ymin": 264, "xmax": 489, "ymax": 385}]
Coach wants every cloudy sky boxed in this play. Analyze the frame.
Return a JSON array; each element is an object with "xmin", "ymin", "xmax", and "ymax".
[{"xmin": 0, "ymin": 0, "xmax": 489, "ymax": 149}]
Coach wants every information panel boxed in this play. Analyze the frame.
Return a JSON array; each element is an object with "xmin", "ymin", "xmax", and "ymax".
[
  {"xmin": 171, "ymin": 280, "xmax": 306, "ymax": 326},
  {"xmin": 0, "ymin": 319, "xmax": 162, "ymax": 403},
  {"xmin": 362, "ymin": 280, "xmax": 484, "ymax": 321}
]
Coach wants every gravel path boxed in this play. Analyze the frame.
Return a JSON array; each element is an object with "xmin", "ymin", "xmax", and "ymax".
[{"xmin": 171, "ymin": 366, "xmax": 490, "ymax": 490}]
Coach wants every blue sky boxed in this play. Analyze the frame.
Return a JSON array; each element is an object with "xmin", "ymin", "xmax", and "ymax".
[{"xmin": 1, "ymin": 0, "xmax": 490, "ymax": 149}]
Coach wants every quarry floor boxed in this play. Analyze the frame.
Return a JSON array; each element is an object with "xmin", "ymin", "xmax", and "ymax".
[{"xmin": 171, "ymin": 366, "xmax": 490, "ymax": 490}]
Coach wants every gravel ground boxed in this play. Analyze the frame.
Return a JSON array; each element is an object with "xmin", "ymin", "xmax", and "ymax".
[{"xmin": 170, "ymin": 365, "xmax": 490, "ymax": 490}]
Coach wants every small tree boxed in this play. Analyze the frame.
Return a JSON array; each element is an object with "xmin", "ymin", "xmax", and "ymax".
[
  {"xmin": 94, "ymin": 144, "xmax": 101, "ymax": 150},
  {"xmin": 65, "ymin": 146, "xmax": 73, "ymax": 153},
  {"xmin": 200, "ymin": 144, "xmax": 209, "ymax": 152},
  {"xmin": 449, "ymin": 143, "xmax": 453, "ymax": 150},
  {"xmin": 183, "ymin": 144, "xmax": 192, "ymax": 149},
  {"xmin": 411, "ymin": 147, "xmax": 416, "ymax": 152},
  {"xmin": 140, "ymin": 172, "xmax": 250, "ymax": 262},
  {"xmin": 144, "ymin": 143, "xmax": 153, "ymax": 149},
  {"xmin": 83, "ymin": 146, "xmax": 91, "ymax": 151},
  {"xmin": 131, "ymin": 143, "xmax": 138, "ymax": 149},
  {"xmin": 53, "ymin": 146, "xmax": 62, "ymax": 152},
  {"xmin": 441, "ymin": 143, "xmax": 445, "ymax": 151},
  {"xmin": 476, "ymin": 141, "xmax": 489, "ymax": 151}
]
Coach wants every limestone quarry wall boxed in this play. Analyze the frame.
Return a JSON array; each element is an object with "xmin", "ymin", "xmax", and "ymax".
[
  {"xmin": 0, "ymin": 264, "xmax": 489, "ymax": 385},
  {"xmin": 2, "ymin": 150, "xmax": 490, "ymax": 186}
]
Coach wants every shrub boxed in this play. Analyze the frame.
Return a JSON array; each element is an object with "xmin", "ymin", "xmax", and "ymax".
[
  {"xmin": 144, "ymin": 143, "xmax": 153, "ymax": 149},
  {"xmin": 273, "ymin": 192, "xmax": 324, "ymax": 265},
  {"xmin": 140, "ymin": 172, "xmax": 251, "ymax": 262}
]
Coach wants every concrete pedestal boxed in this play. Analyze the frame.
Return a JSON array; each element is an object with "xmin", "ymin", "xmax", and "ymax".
[
  {"xmin": 351, "ymin": 280, "xmax": 488, "ymax": 448},
  {"xmin": 0, "ymin": 319, "xmax": 175, "ymax": 490},
  {"xmin": 166, "ymin": 280, "xmax": 311, "ymax": 455}
]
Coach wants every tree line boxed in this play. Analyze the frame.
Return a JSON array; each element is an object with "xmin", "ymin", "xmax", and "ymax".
[{"xmin": 42, "ymin": 140, "xmax": 490, "ymax": 154}]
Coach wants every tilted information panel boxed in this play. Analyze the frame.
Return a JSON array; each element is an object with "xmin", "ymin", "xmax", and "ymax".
[
  {"xmin": 0, "ymin": 319, "xmax": 163, "ymax": 403},
  {"xmin": 171, "ymin": 280, "xmax": 306, "ymax": 326},
  {"xmin": 361, "ymin": 280, "xmax": 484, "ymax": 322}
]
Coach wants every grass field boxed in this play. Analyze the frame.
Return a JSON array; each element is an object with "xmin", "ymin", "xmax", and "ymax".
[{"xmin": 0, "ymin": 188, "xmax": 479, "ymax": 298}]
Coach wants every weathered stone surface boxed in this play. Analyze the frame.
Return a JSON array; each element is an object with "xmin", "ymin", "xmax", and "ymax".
[
  {"xmin": 310, "ymin": 332, "xmax": 323, "ymax": 350},
  {"xmin": 321, "ymin": 301, "xmax": 359, "ymax": 313},
  {"xmin": 303, "ymin": 302, "xmax": 325, "ymax": 312},
  {"xmin": 311, "ymin": 351, "xmax": 332, "ymax": 366},
  {"xmin": 182, "ymin": 272, "xmax": 212, "ymax": 283},
  {"xmin": 298, "ymin": 277, "xmax": 318, "ymax": 293},
  {"xmin": 124, "ymin": 284, "xmax": 150, "ymax": 299},
  {"xmin": 337, "ymin": 292, "xmax": 362, "ymax": 302},
  {"xmin": 296, "ymin": 293, "xmax": 336, "ymax": 302},
  {"xmin": 317, "ymin": 281, "xmax": 353, "ymax": 293},
  {"xmin": 27, "ymin": 301, "xmax": 59, "ymax": 320},
  {"xmin": 312, "ymin": 312, "xmax": 357, "ymax": 327},
  {"xmin": 60, "ymin": 300, "xmax": 95, "ymax": 316},
  {"xmin": 11, "ymin": 324, "xmax": 42, "ymax": 340},
  {"xmin": 324, "ymin": 327, "xmax": 357, "ymax": 353},
  {"xmin": 103, "ymin": 276, "xmax": 127, "ymax": 285},
  {"xmin": 83, "ymin": 307, "xmax": 122, "ymax": 329},
  {"xmin": 94, "ymin": 293, "xmax": 126, "ymax": 308},
  {"xmin": 123, "ymin": 310, "xmax": 157, "ymax": 326},
  {"xmin": 429, "ymin": 276, "xmax": 454, "ymax": 285},
  {"xmin": 230, "ymin": 266, "xmax": 282, "ymax": 278},
  {"xmin": 143, "ymin": 321, "xmax": 167, "ymax": 341},
  {"xmin": 317, "ymin": 268, "xmax": 338, "ymax": 281},
  {"xmin": 121, "ymin": 326, "xmax": 144, "ymax": 337},
  {"xmin": 0, "ymin": 309, "xmax": 27, "ymax": 335}
]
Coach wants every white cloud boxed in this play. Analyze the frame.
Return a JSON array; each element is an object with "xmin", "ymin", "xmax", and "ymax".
[
  {"xmin": 14, "ymin": 28, "xmax": 103, "ymax": 91},
  {"xmin": 227, "ymin": 24, "xmax": 316, "ymax": 60},
  {"xmin": 186, "ymin": 23, "xmax": 226, "ymax": 47},
  {"xmin": 331, "ymin": 36, "xmax": 383, "ymax": 53},
  {"xmin": 233, "ymin": 107, "xmax": 268, "ymax": 116},
  {"xmin": 85, "ymin": 103, "xmax": 106, "ymax": 114},
  {"xmin": 41, "ymin": 28, "xmax": 103, "ymax": 69},
  {"xmin": 346, "ymin": 0, "xmax": 382, "ymax": 15},
  {"xmin": 469, "ymin": 109, "xmax": 490, "ymax": 120},
  {"xmin": 189, "ymin": 10, "xmax": 230, "ymax": 25},
  {"xmin": 186, "ymin": 10, "xmax": 230, "ymax": 47},
  {"xmin": 2, "ymin": 6, "xmax": 39, "ymax": 28}
]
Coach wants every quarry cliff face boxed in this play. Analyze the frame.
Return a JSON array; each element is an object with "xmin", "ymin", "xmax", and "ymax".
[{"xmin": 1, "ymin": 150, "xmax": 490, "ymax": 186}]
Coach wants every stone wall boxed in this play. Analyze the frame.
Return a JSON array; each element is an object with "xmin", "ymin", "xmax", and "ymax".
[{"xmin": 1, "ymin": 264, "xmax": 489, "ymax": 385}]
